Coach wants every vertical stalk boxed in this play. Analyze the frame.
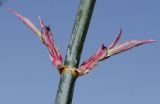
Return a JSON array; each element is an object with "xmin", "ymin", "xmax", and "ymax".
[
  {"xmin": 55, "ymin": 0, "xmax": 96, "ymax": 104},
  {"xmin": 64, "ymin": 0, "xmax": 96, "ymax": 68}
]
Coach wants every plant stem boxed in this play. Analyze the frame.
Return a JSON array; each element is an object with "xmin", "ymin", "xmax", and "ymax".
[
  {"xmin": 64, "ymin": 0, "xmax": 96, "ymax": 68},
  {"xmin": 55, "ymin": 0, "xmax": 96, "ymax": 104}
]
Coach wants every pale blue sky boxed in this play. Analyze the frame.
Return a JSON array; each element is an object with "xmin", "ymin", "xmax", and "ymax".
[{"xmin": 0, "ymin": 0, "xmax": 159, "ymax": 104}]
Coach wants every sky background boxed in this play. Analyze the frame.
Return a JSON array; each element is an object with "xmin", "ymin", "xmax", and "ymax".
[{"xmin": 0, "ymin": 0, "xmax": 159, "ymax": 104}]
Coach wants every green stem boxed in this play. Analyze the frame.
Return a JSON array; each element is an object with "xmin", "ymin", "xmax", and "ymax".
[
  {"xmin": 55, "ymin": 0, "xmax": 96, "ymax": 104},
  {"xmin": 64, "ymin": 0, "xmax": 96, "ymax": 68},
  {"xmin": 55, "ymin": 70, "xmax": 77, "ymax": 104}
]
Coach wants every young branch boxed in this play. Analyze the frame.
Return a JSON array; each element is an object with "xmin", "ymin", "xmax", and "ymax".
[
  {"xmin": 64, "ymin": 0, "xmax": 96, "ymax": 68},
  {"xmin": 55, "ymin": 0, "xmax": 96, "ymax": 104}
]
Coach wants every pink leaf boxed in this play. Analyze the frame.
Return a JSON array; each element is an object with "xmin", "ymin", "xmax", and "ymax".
[
  {"xmin": 9, "ymin": 8, "xmax": 63, "ymax": 68},
  {"xmin": 108, "ymin": 28, "xmax": 122, "ymax": 49},
  {"xmin": 41, "ymin": 24, "xmax": 62, "ymax": 67},
  {"xmin": 107, "ymin": 39, "xmax": 156, "ymax": 57},
  {"xmin": 8, "ymin": 8, "xmax": 42, "ymax": 41},
  {"xmin": 38, "ymin": 16, "xmax": 44, "ymax": 28},
  {"xmin": 79, "ymin": 44, "xmax": 107, "ymax": 75}
]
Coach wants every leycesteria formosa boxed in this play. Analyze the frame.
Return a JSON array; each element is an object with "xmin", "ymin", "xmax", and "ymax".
[{"xmin": 9, "ymin": 8, "xmax": 156, "ymax": 76}]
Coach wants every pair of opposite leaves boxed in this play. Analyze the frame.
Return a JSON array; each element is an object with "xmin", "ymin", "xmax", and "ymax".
[{"xmin": 8, "ymin": 8, "xmax": 155, "ymax": 76}]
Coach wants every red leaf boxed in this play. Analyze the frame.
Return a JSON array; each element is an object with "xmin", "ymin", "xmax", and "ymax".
[
  {"xmin": 9, "ymin": 8, "xmax": 63, "ymax": 68},
  {"xmin": 108, "ymin": 28, "xmax": 122, "ymax": 49},
  {"xmin": 41, "ymin": 24, "xmax": 62, "ymax": 67},
  {"xmin": 79, "ymin": 44, "xmax": 107, "ymax": 75}
]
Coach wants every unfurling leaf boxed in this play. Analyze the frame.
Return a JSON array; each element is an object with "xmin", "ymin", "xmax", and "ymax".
[
  {"xmin": 41, "ymin": 22, "xmax": 62, "ymax": 67},
  {"xmin": 8, "ymin": 8, "xmax": 42, "ymax": 41},
  {"xmin": 108, "ymin": 28, "xmax": 122, "ymax": 49},
  {"xmin": 9, "ymin": 8, "xmax": 63, "ymax": 68},
  {"xmin": 78, "ymin": 29, "xmax": 155, "ymax": 76},
  {"xmin": 107, "ymin": 39, "xmax": 156, "ymax": 57},
  {"xmin": 79, "ymin": 44, "xmax": 107, "ymax": 75}
]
